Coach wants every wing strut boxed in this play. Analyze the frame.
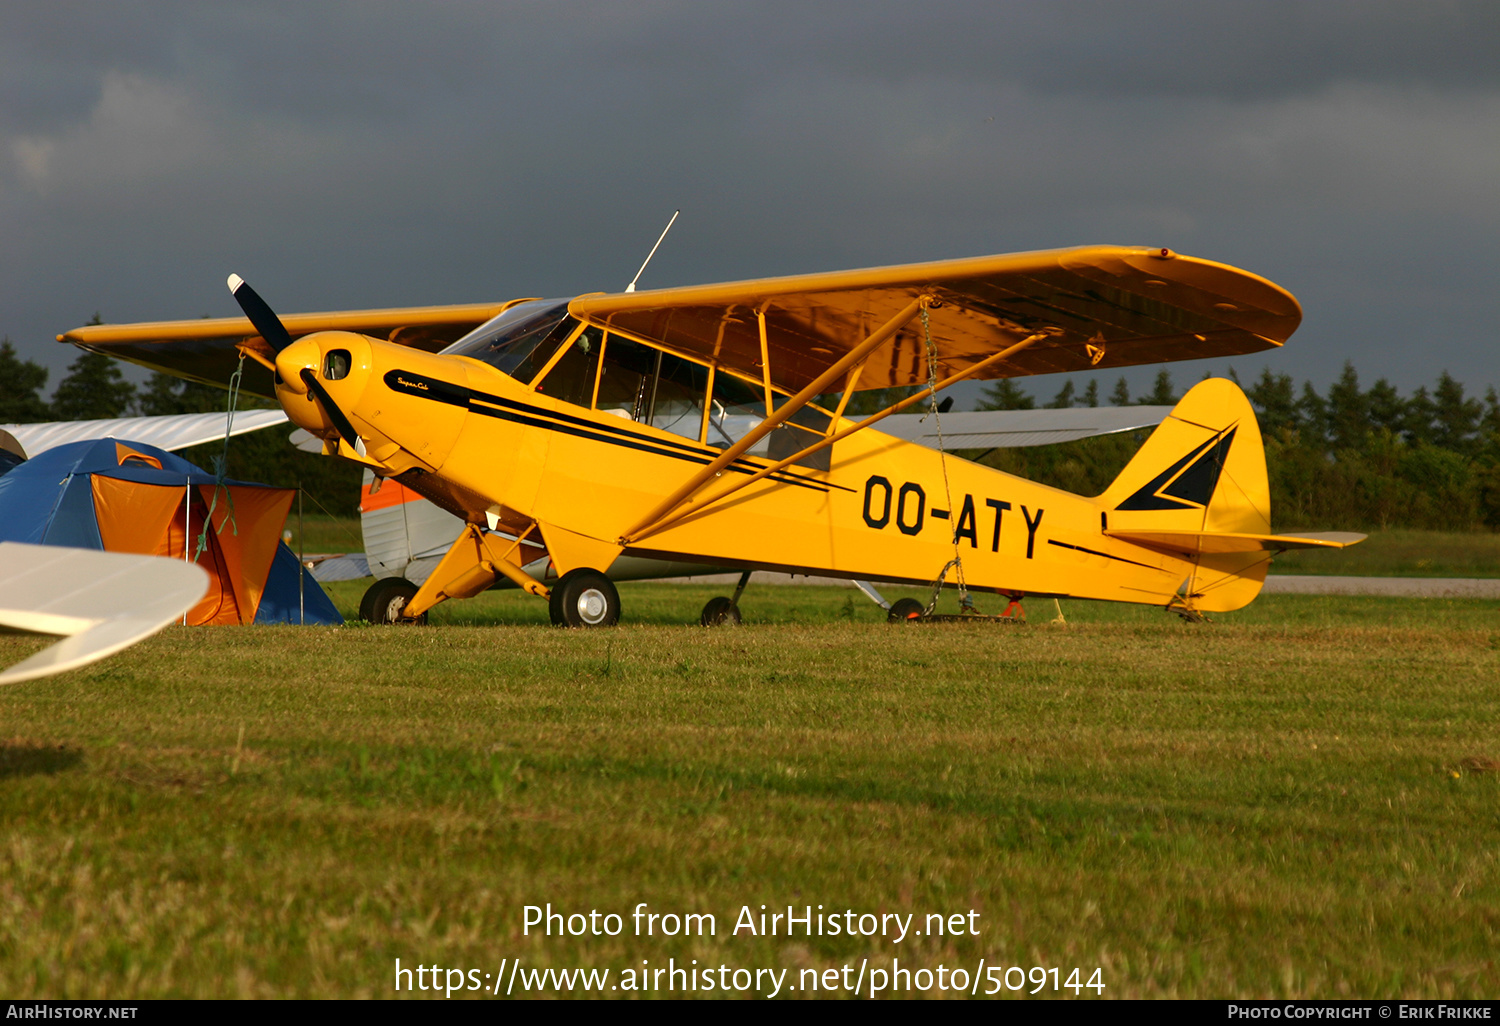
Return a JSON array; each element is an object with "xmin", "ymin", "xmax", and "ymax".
[
  {"xmin": 618, "ymin": 295, "xmax": 932, "ymax": 543},
  {"xmin": 621, "ymin": 329, "xmax": 1050, "ymax": 544}
]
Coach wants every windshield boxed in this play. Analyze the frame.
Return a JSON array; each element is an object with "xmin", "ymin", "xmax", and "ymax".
[{"xmin": 440, "ymin": 299, "xmax": 573, "ymax": 376}]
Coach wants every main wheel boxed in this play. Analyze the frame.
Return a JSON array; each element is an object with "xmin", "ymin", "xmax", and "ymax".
[
  {"xmin": 699, "ymin": 596, "xmax": 742, "ymax": 626},
  {"xmin": 361, "ymin": 577, "xmax": 427, "ymax": 624},
  {"xmin": 887, "ymin": 597, "xmax": 924, "ymax": 623},
  {"xmin": 549, "ymin": 569, "xmax": 620, "ymax": 627}
]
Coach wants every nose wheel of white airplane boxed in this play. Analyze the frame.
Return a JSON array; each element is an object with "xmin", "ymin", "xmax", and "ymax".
[
  {"xmin": 360, "ymin": 577, "xmax": 427, "ymax": 624},
  {"xmin": 700, "ymin": 570, "xmax": 752, "ymax": 626},
  {"xmin": 549, "ymin": 569, "xmax": 620, "ymax": 627}
]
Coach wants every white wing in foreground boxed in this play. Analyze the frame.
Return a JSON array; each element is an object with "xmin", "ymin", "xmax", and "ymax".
[{"xmin": 0, "ymin": 543, "xmax": 209, "ymax": 685}]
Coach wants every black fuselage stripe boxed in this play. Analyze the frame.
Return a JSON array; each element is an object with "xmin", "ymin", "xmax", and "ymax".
[
  {"xmin": 467, "ymin": 391, "xmax": 852, "ymax": 490},
  {"xmin": 386, "ymin": 368, "xmax": 855, "ymax": 493},
  {"xmin": 464, "ymin": 402, "xmax": 829, "ymax": 490},
  {"xmin": 1047, "ymin": 538, "xmax": 1164, "ymax": 571}
]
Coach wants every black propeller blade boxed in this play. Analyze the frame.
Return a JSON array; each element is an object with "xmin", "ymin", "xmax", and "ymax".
[
  {"xmin": 227, "ymin": 273, "xmax": 294, "ymax": 353},
  {"xmin": 299, "ymin": 369, "xmax": 365, "ymax": 455}
]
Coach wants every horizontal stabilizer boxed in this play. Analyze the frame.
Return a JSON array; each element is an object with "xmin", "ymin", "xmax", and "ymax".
[
  {"xmin": 0, "ymin": 543, "xmax": 209, "ymax": 685},
  {"xmin": 1105, "ymin": 529, "xmax": 1367, "ymax": 555}
]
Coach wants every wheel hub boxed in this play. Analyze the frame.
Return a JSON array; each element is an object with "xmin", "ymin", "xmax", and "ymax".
[{"xmin": 576, "ymin": 588, "xmax": 608, "ymax": 625}]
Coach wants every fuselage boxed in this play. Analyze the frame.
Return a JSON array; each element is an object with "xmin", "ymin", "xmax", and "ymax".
[{"xmin": 271, "ymin": 304, "xmax": 1268, "ymax": 611}]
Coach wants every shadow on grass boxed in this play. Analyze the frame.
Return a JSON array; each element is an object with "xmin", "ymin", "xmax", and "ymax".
[{"xmin": 0, "ymin": 743, "xmax": 83, "ymax": 780}]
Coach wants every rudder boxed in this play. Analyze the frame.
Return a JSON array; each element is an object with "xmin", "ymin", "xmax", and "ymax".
[
  {"xmin": 1099, "ymin": 377, "xmax": 1269, "ymax": 537},
  {"xmin": 1098, "ymin": 378, "xmax": 1271, "ymax": 612}
]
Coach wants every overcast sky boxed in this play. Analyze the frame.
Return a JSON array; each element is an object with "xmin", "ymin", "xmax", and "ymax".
[{"xmin": 3, "ymin": 0, "xmax": 1497, "ymax": 404}]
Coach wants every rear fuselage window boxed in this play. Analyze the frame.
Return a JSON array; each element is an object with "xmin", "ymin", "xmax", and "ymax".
[
  {"xmin": 707, "ymin": 370, "xmax": 832, "ymax": 470},
  {"xmin": 707, "ymin": 370, "xmax": 770, "ymax": 456}
]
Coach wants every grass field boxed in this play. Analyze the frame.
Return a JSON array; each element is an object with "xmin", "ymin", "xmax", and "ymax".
[{"xmin": 2, "ymin": 584, "xmax": 1498, "ymax": 999}]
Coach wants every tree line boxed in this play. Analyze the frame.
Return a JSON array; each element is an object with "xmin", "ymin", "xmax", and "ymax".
[{"xmin": 974, "ymin": 365, "xmax": 1500, "ymax": 531}]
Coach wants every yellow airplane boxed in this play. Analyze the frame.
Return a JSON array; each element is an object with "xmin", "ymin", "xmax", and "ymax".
[{"xmin": 61, "ymin": 245, "xmax": 1363, "ymax": 626}]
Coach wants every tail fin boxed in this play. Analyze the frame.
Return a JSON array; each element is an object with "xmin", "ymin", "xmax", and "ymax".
[
  {"xmin": 1098, "ymin": 378, "xmax": 1271, "ymax": 612},
  {"xmin": 1099, "ymin": 377, "xmax": 1269, "ymax": 537}
]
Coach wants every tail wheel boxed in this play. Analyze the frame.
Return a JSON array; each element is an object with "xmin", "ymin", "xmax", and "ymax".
[
  {"xmin": 887, "ymin": 597, "xmax": 924, "ymax": 623},
  {"xmin": 699, "ymin": 596, "xmax": 742, "ymax": 626},
  {"xmin": 361, "ymin": 577, "xmax": 427, "ymax": 624},
  {"xmin": 549, "ymin": 569, "xmax": 620, "ymax": 628}
]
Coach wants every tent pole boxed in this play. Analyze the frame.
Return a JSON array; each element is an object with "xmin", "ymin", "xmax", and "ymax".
[
  {"xmin": 182, "ymin": 481, "xmax": 190, "ymax": 625},
  {"xmin": 298, "ymin": 484, "xmax": 305, "ymax": 625}
]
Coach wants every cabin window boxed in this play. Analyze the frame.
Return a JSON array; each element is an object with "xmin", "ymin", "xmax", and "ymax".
[
  {"xmin": 595, "ymin": 335, "xmax": 656, "ymax": 421},
  {"xmin": 531, "ymin": 325, "xmax": 602, "ymax": 407},
  {"xmin": 592, "ymin": 335, "xmax": 711, "ymax": 442},
  {"xmin": 706, "ymin": 371, "xmax": 770, "ymax": 456},
  {"xmin": 648, "ymin": 352, "xmax": 710, "ymax": 442},
  {"xmin": 768, "ymin": 403, "xmax": 832, "ymax": 472}
]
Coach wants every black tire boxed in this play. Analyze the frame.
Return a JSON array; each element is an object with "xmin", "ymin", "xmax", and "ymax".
[
  {"xmin": 700, "ymin": 596, "xmax": 742, "ymax": 626},
  {"xmin": 549, "ymin": 569, "xmax": 620, "ymax": 627},
  {"xmin": 887, "ymin": 597, "xmax": 924, "ymax": 623},
  {"xmin": 361, "ymin": 577, "xmax": 427, "ymax": 624}
]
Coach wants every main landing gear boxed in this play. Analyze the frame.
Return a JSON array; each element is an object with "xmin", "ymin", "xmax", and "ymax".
[
  {"xmin": 700, "ymin": 570, "xmax": 753, "ymax": 626},
  {"xmin": 549, "ymin": 569, "xmax": 621, "ymax": 628},
  {"xmin": 360, "ymin": 577, "xmax": 428, "ymax": 625}
]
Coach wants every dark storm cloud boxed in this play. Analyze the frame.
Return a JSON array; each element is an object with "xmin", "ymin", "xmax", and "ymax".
[{"xmin": 2, "ymin": 1, "xmax": 1498, "ymax": 397}]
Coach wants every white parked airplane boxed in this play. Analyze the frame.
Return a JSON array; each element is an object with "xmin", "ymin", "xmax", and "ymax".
[{"xmin": 2, "ymin": 409, "xmax": 289, "ymax": 463}]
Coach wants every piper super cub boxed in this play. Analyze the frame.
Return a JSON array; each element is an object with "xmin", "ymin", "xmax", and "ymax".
[{"xmin": 62, "ymin": 245, "xmax": 1363, "ymax": 627}]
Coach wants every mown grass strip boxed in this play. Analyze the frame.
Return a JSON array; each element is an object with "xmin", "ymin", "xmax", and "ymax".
[{"xmin": 0, "ymin": 589, "xmax": 1496, "ymax": 998}]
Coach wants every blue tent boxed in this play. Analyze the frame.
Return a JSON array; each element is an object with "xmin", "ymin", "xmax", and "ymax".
[{"xmin": 0, "ymin": 438, "xmax": 342, "ymax": 625}]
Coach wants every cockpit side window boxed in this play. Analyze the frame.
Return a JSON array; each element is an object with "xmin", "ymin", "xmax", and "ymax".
[
  {"xmin": 531, "ymin": 325, "xmax": 602, "ymax": 407},
  {"xmin": 648, "ymin": 352, "xmax": 710, "ymax": 442},
  {"xmin": 595, "ymin": 335, "xmax": 656, "ymax": 422},
  {"xmin": 593, "ymin": 335, "xmax": 711, "ymax": 442}
]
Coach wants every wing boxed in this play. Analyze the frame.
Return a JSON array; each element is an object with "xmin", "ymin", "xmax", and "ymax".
[
  {"xmin": 875, "ymin": 405, "xmax": 1175, "ymax": 449},
  {"xmin": 569, "ymin": 245, "xmax": 1301, "ymax": 394},
  {"xmin": 0, "ymin": 542, "xmax": 209, "ymax": 685},
  {"xmin": 3, "ymin": 410, "xmax": 290, "ymax": 459},
  {"xmin": 58, "ymin": 303, "xmax": 517, "ymax": 399}
]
